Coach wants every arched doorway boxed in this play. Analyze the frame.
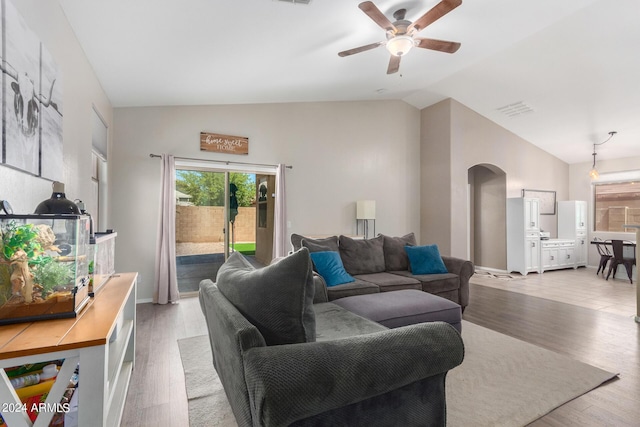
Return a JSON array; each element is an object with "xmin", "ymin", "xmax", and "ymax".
[{"xmin": 468, "ymin": 164, "xmax": 507, "ymax": 270}]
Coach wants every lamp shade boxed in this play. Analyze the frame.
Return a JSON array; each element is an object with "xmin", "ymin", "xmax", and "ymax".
[
  {"xmin": 356, "ymin": 200, "xmax": 376, "ymax": 220},
  {"xmin": 386, "ymin": 35, "xmax": 414, "ymax": 56},
  {"xmin": 34, "ymin": 181, "xmax": 80, "ymax": 214}
]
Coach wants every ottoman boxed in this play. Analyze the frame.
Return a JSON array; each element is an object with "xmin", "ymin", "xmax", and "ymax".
[{"xmin": 332, "ymin": 289, "xmax": 462, "ymax": 332}]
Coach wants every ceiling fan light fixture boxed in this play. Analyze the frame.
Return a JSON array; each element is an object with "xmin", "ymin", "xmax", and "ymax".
[{"xmin": 386, "ymin": 35, "xmax": 414, "ymax": 56}]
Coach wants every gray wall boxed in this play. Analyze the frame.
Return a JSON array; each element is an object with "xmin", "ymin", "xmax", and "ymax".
[
  {"xmin": 421, "ymin": 99, "xmax": 570, "ymax": 268},
  {"xmin": 112, "ymin": 101, "xmax": 421, "ymax": 301}
]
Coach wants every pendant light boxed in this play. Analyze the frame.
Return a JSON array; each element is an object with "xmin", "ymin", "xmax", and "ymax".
[{"xmin": 589, "ymin": 131, "xmax": 617, "ymax": 180}]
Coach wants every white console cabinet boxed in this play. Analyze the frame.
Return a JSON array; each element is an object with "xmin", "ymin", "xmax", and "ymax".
[
  {"xmin": 0, "ymin": 273, "xmax": 137, "ymax": 427},
  {"xmin": 507, "ymin": 197, "xmax": 541, "ymax": 275},
  {"xmin": 541, "ymin": 239, "xmax": 576, "ymax": 272},
  {"xmin": 557, "ymin": 200, "xmax": 588, "ymax": 267}
]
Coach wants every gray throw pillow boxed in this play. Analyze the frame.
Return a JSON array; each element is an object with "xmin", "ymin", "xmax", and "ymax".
[
  {"xmin": 338, "ymin": 235, "xmax": 386, "ymax": 275},
  {"xmin": 291, "ymin": 234, "xmax": 338, "ymax": 252},
  {"xmin": 301, "ymin": 237, "xmax": 339, "ymax": 253},
  {"xmin": 382, "ymin": 233, "xmax": 417, "ymax": 271},
  {"xmin": 216, "ymin": 249, "xmax": 316, "ymax": 345}
]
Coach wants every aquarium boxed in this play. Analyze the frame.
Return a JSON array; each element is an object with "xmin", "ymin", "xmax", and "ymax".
[
  {"xmin": 89, "ymin": 231, "xmax": 117, "ymax": 295},
  {"xmin": 0, "ymin": 214, "xmax": 91, "ymax": 325}
]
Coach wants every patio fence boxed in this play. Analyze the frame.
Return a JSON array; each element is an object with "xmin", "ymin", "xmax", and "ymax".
[{"xmin": 176, "ymin": 206, "xmax": 256, "ymax": 243}]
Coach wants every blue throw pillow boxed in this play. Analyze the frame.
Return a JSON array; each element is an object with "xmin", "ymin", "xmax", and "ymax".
[
  {"xmin": 309, "ymin": 251, "xmax": 355, "ymax": 287},
  {"xmin": 404, "ymin": 245, "xmax": 448, "ymax": 275}
]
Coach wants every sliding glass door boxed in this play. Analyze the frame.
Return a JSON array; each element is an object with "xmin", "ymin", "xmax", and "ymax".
[{"xmin": 174, "ymin": 168, "xmax": 264, "ymax": 294}]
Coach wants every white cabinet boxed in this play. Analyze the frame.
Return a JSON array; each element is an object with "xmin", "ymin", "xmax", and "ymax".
[
  {"xmin": 507, "ymin": 198, "xmax": 541, "ymax": 275},
  {"xmin": 0, "ymin": 273, "xmax": 137, "ymax": 427},
  {"xmin": 541, "ymin": 239, "xmax": 576, "ymax": 272},
  {"xmin": 526, "ymin": 235, "xmax": 541, "ymax": 273},
  {"xmin": 525, "ymin": 198, "xmax": 540, "ymax": 232},
  {"xmin": 558, "ymin": 200, "xmax": 588, "ymax": 267},
  {"xmin": 574, "ymin": 235, "xmax": 588, "ymax": 266}
]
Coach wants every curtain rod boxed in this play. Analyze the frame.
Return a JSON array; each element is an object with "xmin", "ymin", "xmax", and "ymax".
[{"xmin": 149, "ymin": 153, "xmax": 292, "ymax": 169}]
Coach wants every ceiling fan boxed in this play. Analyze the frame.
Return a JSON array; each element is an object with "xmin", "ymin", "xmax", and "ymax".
[{"xmin": 338, "ymin": 0, "xmax": 462, "ymax": 74}]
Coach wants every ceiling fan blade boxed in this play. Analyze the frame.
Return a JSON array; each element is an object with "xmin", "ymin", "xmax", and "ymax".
[
  {"xmin": 387, "ymin": 55, "xmax": 401, "ymax": 74},
  {"xmin": 415, "ymin": 37, "xmax": 461, "ymax": 53},
  {"xmin": 338, "ymin": 41, "xmax": 384, "ymax": 57},
  {"xmin": 359, "ymin": 1, "xmax": 396, "ymax": 32},
  {"xmin": 408, "ymin": 0, "xmax": 462, "ymax": 33}
]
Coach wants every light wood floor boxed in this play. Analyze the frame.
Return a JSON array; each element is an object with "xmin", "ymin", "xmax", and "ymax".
[
  {"xmin": 121, "ymin": 268, "xmax": 640, "ymax": 426},
  {"xmin": 471, "ymin": 267, "xmax": 637, "ymax": 318}
]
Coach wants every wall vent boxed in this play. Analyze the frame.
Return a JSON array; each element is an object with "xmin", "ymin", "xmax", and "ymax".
[
  {"xmin": 496, "ymin": 101, "xmax": 535, "ymax": 118},
  {"xmin": 276, "ymin": 0, "xmax": 312, "ymax": 4}
]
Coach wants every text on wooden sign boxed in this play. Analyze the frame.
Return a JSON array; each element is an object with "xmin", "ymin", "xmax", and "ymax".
[{"xmin": 200, "ymin": 132, "xmax": 249, "ymax": 155}]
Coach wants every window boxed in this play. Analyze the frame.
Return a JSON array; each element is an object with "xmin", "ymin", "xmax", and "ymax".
[
  {"xmin": 91, "ymin": 107, "xmax": 108, "ymax": 230},
  {"xmin": 89, "ymin": 150, "xmax": 107, "ymax": 230},
  {"xmin": 594, "ymin": 180, "xmax": 640, "ymax": 232}
]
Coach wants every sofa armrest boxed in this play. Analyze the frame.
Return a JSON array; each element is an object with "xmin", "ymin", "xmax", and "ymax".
[
  {"xmin": 312, "ymin": 273, "xmax": 329, "ymax": 303},
  {"xmin": 243, "ymin": 322, "xmax": 464, "ymax": 426},
  {"xmin": 441, "ymin": 256, "xmax": 474, "ymax": 308},
  {"xmin": 441, "ymin": 255, "xmax": 471, "ymax": 276}
]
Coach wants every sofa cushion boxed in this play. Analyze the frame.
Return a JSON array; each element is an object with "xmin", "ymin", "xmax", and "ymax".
[
  {"xmin": 313, "ymin": 302, "xmax": 388, "ymax": 341},
  {"xmin": 405, "ymin": 245, "xmax": 448, "ymax": 275},
  {"xmin": 354, "ymin": 272, "xmax": 421, "ymax": 292},
  {"xmin": 326, "ymin": 278, "xmax": 380, "ymax": 301},
  {"xmin": 339, "ymin": 235, "xmax": 386, "ymax": 275},
  {"xmin": 216, "ymin": 248, "xmax": 316, "ymax": 345},
  {"xmin": 331, "ymin": 290, "xmax": 462, "ymax": 332},
  {"xmin": 310, "ymin": 251, "xmax": 355, "ymax": 287},
  {"xmin": 301, "ymin": 237, "xmax": 340, "ymax": 253},
  {"xmin": 381, "ymin": 233, "xmax": 416, "ymax": 271},
  {"xmin": 390, "ymin": 271, "xmax": 460, "ymax": 294},
  {"xmin": 291, "ymin": 234, "xmax": 338, "ymax": 252}
]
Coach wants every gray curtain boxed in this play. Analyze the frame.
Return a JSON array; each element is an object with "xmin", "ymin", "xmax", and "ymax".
[{"xmin": 154, "ymin": 154, "xmax": 180, "ymax": 304}]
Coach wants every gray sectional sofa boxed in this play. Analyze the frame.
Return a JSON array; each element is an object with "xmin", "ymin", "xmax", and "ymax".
[
  {"xmin": 199, "ymin": 248, "xmax": 465, "ymax": 427},
  {"xmin": 291, "ymin": 233, "xmax": 474, "ymax": 311}
]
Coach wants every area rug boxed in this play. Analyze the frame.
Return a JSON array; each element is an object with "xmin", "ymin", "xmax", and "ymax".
[{"xmin": 178, "ymin": 321, "xmax": 617, "ymax": 427}]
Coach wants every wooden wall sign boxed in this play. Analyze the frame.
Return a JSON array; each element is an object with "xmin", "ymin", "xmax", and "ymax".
[{"xmin": 200, "ymin": 132, "xmax": 249, "ymax": 155}]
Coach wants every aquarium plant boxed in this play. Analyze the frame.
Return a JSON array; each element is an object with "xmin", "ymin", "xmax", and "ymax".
[
  {"xmin": 32, "ymin": 260, "xmax": 75, "ymax": 298},
  {"xmin": 0, "ymin": 221, "xmax": 59, "ymax": 303},
  {"xmin": 1, "ymin": 222, "xmax": 43, "ymax": 261}
]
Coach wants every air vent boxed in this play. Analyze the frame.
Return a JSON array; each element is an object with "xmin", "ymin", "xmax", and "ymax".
[
  {"xmin": 496, "ymin": 101, "xmax": 535, "ymax": 118},
  {"xmin": 276, "ymin": 0, "xmax": 312, "ymax": 4}
]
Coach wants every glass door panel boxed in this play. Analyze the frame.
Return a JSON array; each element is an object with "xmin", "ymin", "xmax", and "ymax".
[{"xmin": 175, "ymin": 168, "xmax": 261, "ymax": 294}]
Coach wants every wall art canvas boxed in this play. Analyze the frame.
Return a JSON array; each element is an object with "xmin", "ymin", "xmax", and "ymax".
[
  {"xmin": 1, "ymin": 0, "xmax": 64, "ymax": 180},
  {"xmin": 39, "ymin": 44, "xmax": 64, "ymax": 181}
]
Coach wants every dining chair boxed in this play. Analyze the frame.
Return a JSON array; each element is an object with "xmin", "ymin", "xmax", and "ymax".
[
  {"xmin": 605, "ymin": 239, "xmax": 636, "ymax": 284},
  {"xmin": 593, "ymin": 237, "xmax": 612, "ymax": 276}
]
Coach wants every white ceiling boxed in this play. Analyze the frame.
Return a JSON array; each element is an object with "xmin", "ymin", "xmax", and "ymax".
[{"xmin": 58, "ymin": 0, "xmax": 640, "ymax": 164}]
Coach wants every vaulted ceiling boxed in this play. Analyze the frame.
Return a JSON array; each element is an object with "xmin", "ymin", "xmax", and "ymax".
[{"xmin": 59, "ymin": 0, "xmax": 640, "ymax": 164}]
